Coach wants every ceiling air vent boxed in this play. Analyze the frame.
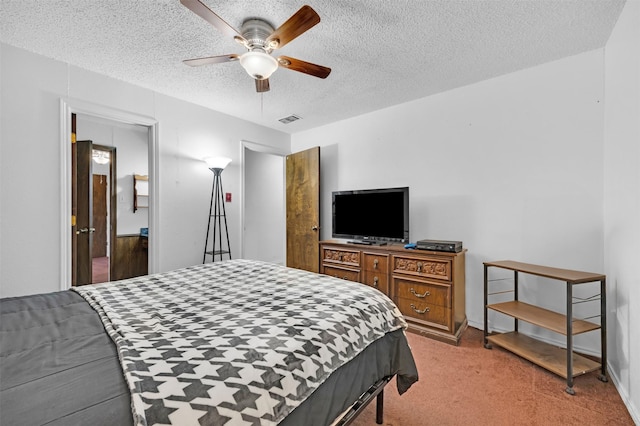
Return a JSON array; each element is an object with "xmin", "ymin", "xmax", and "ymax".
[{"xmin": 278, "ymin": 114, "xmax": 302, "ymax": 124}]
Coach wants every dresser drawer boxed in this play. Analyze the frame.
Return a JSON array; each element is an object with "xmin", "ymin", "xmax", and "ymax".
[
  {"xmin": 323, "ymin": 265, "xmax": 360, "ymax": 282},
  {"xmin": 322, "ymin": 247, "xmax": 361, "ymax": 267},
  {"xmin": 320, "ymin": 241, "xmax": 466, "ymax": 345},
  {"xmin": 392, "ymin": 255, "xmax": 451, "ymax": 281},
  {"xmin": 393, "ymin": 277, "xmax": 451, "ymax": 308},
  {"xmin": 363, "ymin": 253, "xmax": 389, "ymax": 273},
  {"xmin": 363, "ymin": 270, "xmax": 389, "ymax": 294},
  {"xmin": 395, "ymin": 298, "xmax": 452, "ymax": 331}
]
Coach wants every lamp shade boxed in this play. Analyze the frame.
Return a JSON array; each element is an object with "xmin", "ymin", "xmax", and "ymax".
[
  {"xmin": 239, "ymin": 51, "xmax": 278, "ymax": 80},
  {"xmin": 204, "ymin": 156, "xmax": 232, "ymax": 171}
]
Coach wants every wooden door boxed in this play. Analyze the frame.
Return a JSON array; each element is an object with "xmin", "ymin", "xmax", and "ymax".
[
  {"xmin": 92, "ymin": 175, "xmax": 108, "ymax": 258},
  {"xmin": 74, "ymin": 140, "xmax": 94, "ymax": 285},
  {"xmin": 286, "ymin": 146, "xmax": 320, "ymax": 272}
]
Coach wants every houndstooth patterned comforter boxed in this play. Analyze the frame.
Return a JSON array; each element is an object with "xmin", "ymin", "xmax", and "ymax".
[{"xmin": 74, "ymin": 259, "xmax": 408, "ymax": 426}]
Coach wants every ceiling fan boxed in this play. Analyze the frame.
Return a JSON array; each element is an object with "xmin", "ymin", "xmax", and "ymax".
[{"xmin": 180, "ymin": 0, "xmax": 331, "ymax": 93}]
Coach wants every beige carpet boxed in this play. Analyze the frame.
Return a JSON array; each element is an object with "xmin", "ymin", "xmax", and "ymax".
[{"xmin": 350, "ymin": 327, "xmax": 633, "ymax": 426}]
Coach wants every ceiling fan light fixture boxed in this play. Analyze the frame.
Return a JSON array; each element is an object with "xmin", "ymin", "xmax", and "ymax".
[
  {"xmin": 239, "ymin": 51, "xmax": 278, "ymax": 80},
  {"xmin": 92, "ymin": 149, "xmax": 110, "ymax": 164}
]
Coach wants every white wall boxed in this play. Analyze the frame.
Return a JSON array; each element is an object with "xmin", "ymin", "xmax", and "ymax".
[
  {"xmin": 0, "ymin": 42, "xmax": 290, "ymax": 297},
  {"xmin": 292, "ymin": 32, "xmax": 639, "ymax": 419},
  {"xmin": 604, "ymin": 0, "xmax": 640, "ymax": 421},
  {"xmin": 293, "ymin": 50, "xmax": 606, "ymax": 349}
]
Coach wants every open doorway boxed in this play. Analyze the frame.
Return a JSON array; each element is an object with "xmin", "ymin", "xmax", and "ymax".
[
  {"xmin": 242, "ymin": 142, "xmax": 286, "ymax": 264},
  {"xmin": 75, "ymin": 115, "xmax": 150, "ymax": 284},
  {"xmin": 91, "ymin": 145, "xmax": 116, "ymax": 283},
  {"xmin": 241, "ymin": 143, "xmax": 321, "ymax": 271},
  {"xmin": 60, "ymin": 99, "xmax": 159, "ymax": 291}
]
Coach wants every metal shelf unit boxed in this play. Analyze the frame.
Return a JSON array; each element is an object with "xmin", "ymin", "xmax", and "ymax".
[{"xmin": 483, "ymin": 260, "xmax": 607, "ymax": 395}]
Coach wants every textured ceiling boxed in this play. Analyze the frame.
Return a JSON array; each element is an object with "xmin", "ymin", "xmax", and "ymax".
[{"xmin": 0, "ymin": 0, "xmax": 626, "ymax": 134}]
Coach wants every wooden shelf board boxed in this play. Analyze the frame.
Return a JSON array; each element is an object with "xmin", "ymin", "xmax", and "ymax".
[
  {"xmin": 488, "ymin": 301, "xmax": 600, "ymax": 335},
  {"xmin": 484, "ymin": 260, "xmax": 604, "ymax": 284},
  {"xmin": 487, "ymin": 332, "xmax": 601, "ymax": 378}
]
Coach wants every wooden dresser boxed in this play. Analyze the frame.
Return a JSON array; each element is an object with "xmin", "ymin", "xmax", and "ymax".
[{"xmin": 320, "ymin": 241, "xmax": 467, "ymax": 345}]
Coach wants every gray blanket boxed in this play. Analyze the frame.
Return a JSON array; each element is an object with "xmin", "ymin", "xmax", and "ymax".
[{"xmin": 0, "ymin": 290, "xmax": 132, "ymax": 425}]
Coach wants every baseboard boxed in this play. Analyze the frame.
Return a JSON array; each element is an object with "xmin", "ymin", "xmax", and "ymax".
[{"xmin": 607, "ymin": 365, "xmax": 640, "ymax": 425}]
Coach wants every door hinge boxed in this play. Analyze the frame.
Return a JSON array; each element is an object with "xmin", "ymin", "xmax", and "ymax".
[
  {"xmin": 71, "ymin": 215, "xmax": 76, "ymax": 226},
  {"xmin": 71, "ymin": 132, "xmax": 76, "ymax": 143}
]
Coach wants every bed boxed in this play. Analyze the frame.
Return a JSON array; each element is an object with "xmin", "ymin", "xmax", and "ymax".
[{"xmin": 1, "ymin": 259, "xmax": 418, "ymax": 425}]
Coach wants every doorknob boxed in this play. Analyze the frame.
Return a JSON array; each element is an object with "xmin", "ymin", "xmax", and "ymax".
[
  {"xmin": 311, "ymin": 225, "xmax": 318, "ymax": 231},
  {"xmin": 76, "ymin": 227, "xmax": 96, "ymax": 235}
]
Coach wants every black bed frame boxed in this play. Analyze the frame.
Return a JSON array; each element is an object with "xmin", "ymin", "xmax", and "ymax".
[{"xmin": 335, "ymin": 376, "xmax": 392, "ymax": 425}]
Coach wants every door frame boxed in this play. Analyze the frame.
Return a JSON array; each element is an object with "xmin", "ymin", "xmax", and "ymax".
[{"xmin": 60, "ymin": 98, "xmax": 159, "ymax": 290}]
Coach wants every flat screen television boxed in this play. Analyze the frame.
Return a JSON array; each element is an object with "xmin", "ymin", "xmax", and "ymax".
[{"xmin": 332, "ymin": 187, "xmax": 409, "ymax": 244}]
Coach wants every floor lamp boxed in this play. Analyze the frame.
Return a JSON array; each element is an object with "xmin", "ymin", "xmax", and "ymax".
[{"xmin": 203, "ymin": 156, "xmax": 232, "ymax": 263}]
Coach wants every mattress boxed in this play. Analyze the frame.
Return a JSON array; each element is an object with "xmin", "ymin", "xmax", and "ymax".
[{"xmin": 1, "ymin": 260, "xmax": 418, "ymax": 425}]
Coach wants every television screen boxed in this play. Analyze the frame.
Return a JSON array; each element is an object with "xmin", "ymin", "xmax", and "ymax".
[{"xmin": 332, "ymin": 187, "xmax": 409, "ymax": 244}]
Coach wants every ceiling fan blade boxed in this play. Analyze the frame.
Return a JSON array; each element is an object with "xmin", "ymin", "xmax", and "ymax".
[
  {"xmin": 255, "ymin": 78, "xmax": 270, "ymax": 93},
  {"xmin": 183, "ymin": 54, "xmax": 239, "ymax": 67},
  {"xmin": 180, "ymin": 0, "xmax": 245, "ymax": 41},
  {"xmin": 265, "ymin": 5, "xmax": 320, "ymax": 49},
  {"xmin": 277, "ymin": 56, "xmax": 331, "ymax": 79}
]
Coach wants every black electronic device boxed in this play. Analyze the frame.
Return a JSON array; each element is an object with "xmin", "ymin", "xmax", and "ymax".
[
  {"xmin": 416, "ymin": 239, "xmax": 463, "ymax": 253},
  {"xmin": 332, "ymin": 187, "xmax": 409, "ymax": 244}
]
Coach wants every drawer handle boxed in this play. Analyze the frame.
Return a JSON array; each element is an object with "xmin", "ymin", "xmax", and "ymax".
[
  {"xmin": 416, "ymin": 262, "xmax": 423, "ymax": 273},
  {"xmin": 373, "ymin": 276, "xmax": 379, "ymax": 288},
  {"xmin": 410, "ymin": 288, "xmax": 430, "ymax": 298},
  {"xmin": 373, "ymin": 259, "xmax": 379, "ymax": 269},
  {"xmin": 410, "ymin": 304, "xmax": 430, "ymax": 314}
]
